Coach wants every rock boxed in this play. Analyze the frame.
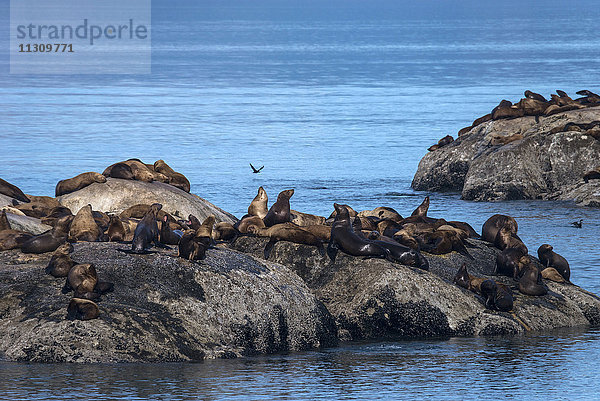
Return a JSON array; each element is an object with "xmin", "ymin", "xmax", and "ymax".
[
  {"xmin": 0, "ymin": 243, "xmax": 337, "ymax": 362},
  {"xmin": 5, "ymin": 213, "xmax": 51, "ymax": 235},
  {"xmin": 57, "ymin": 178, "xmax": 237, "ymax": 223},
  {"xmin": 230, "ymin": 237, "xmax": 600, "ymax": 340},
  {"xmin": 412, "ymin": 106, "xmax": 600, "ymax": 206},
  {"xmin": 0, "ymin": 194, "xmax": 16, "ymax": 207}
]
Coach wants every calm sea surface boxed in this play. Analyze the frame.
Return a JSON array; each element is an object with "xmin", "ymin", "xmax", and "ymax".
[{"xmin": 1, "ymin": 0, "xmax": 600, "ymax": 399}]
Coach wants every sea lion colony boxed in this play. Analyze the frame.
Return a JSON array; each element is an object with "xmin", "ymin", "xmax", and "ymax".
[
  {"xmin": 0, "ymin": 160, "xmax": 576, "ymax": 321},
  {"xmin": 426, "ymin": 89, "xmax": 600, "ymax": 183}
]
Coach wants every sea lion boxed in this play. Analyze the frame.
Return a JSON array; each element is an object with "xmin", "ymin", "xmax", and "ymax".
[
  {"xmin": 104, "ymin": 160, "xmax": 154, "ymax": 182},
  {"xmin": 327, "ymin": 204, "xmax": 358, "ymax": 219},
  {"xmin": 103, "ymin": 162, "xmax": 134, "ymax": 180},
  {"xmin": 92, "ymin": 211, "xmax": 110, "ymax": 233},
  {"xmin": 235, "ymin": 215, "xmax": 266, "ymax": 234},
  {"xmin": 427, "ymin": 144, "xmax": 440, "ymax": 151},
  {"xmin": 494, "ymin": 226, "xmax": 528, "ymax": 254},
  {"xmin": 195, "ymin": 215, "xmax": 215, "ymax": 239},
  {"xmin": 160, "ymin": 215, "xmax": 183, "ymax": 245},
  {"xmin": 14, "ymin": 201, "xmax": 54, "ymax": 219},
  {"xmin": 371, "ymin": 236, "xmax": 429, "ymax": 270},
  {"xmin": 67, "ymin": 298, "xmax": 100, "ymax": 321},
  {"xmin": 327, "ymin": 203, "xmax": 388, "ymax": 262},
  {"xmin": 492, "ymin": 101, "xmax": 525, "ymax": 120},
  {"xmin": 130, "ymin": 203, "xmax": 163, "ymax": 253},
  {"xmin": 583, "ymin": 168, "xmax": 600, "ymax": 183},
  {"xmin": 40, "ymin": 206, "xmax": 73, "ymax": 227},
  {"xmin": 153, "ymin": 159, "xmax": 191, "ymax": 192},
  {"xmin": 537, "ymin": 244, "xmax": 570, "ymax": 281},
  {"xmin": 524, "ymin": 90, "xmax": 547, "ymax": 102},
  {"xmin": 119, "ymin": 204, "xmax": 175, "ymax": 225},
  {"xmin": 45, "ymin": 243, "xmax": 76, "ymax": 278},
  {"xmin": 411, "ymin": 196, "xmax": 430, "ymax": 217},
  {"xmin": 429, "ymin": 135, "xmax": 454, "ymax": 151},
  {"xmin": 263, "ymin": 189, "xmax": 294, "ymax": 227},
  {"xmin": 446, "ymin": 221, "xmax": 479, "ymax": 238},
  {"xmin": 290, "ymin": 210, "xmax": 326, "ymax": 226},
  {"xmin": 21, "ymin": 215, "xmax": 73, "ymax": 254},
  {"xmin": 178, "ymin": 216, "xmax": 214, "ymax": 260},
  {"xmin": 0, "ymin": 178, "xmax": 30, "ymax": 203},
  {"xmin": 519, "ymin": 264, "xmax": 548, "ymax": 296},
  {"xmin": 495, "ymin": 249, "xmax": 529, "ymax": 279},
  {"xmin": 62, "ymin": 263, "xmax": 98, "ymax": 299},
  {"xmin": 251, "ymin": 223, "xmax": 325, "ymax": 259},
  {"xmin": 55, "ymin": 172, "xmax": 106, "ymax": 197},
  {"xmin": 480, "ymin": 280, "xmax": 499, "ymax": 310},
  {"xmin": 0, "ymin": 210, "xmax": 10, "ymax": 231},
  {"xmin": 0, "ymin": 229, "xmax": 33, "ymax": 251},
  {"xmin": 359, "ymin": 207, "xmax": 402, "ymax": 222},
  {"xmin": 472, "ymin": 113, "xmax": 492, "ymax": 127},
  {"xmin": 453, "ymin": 263, "xmax": 484, "ymax": 293},
  {"xmin": 106, "ymin": 214, "xmax": 126, "ymax": 242},
  {"xmin": 213, "ymin": 222, "xmax": 238, "ymax": 242},
  {"xmin": 26, "ymin": 195, "xmax": 60, "ymax": 209},
  {"xmin": 419, "ymin": 230, "xmax": 473, "ymax": 259},
  {"xmin": 69, "ymin": 205, "xmax": 102, "ymax": 242},
  {"xmin": 125, "ymin": 159, "xmax": 169, "ymax": 183},
  {"xmin": 479, "ymin": 280, "xmax": 513, "ymax": 312},
  {"xmin": 300, "ymin": 224, "xmax": 331, "ymax": 242},
  {"xmin": 481, "ymin": 214, "xmax": 518, "ymax": 244},
  {"xmin": 576, "ymin": 89, "xmax": 600, "ymax": 104},
  {"xmin": 187, "ymin": 214, "xmax": 201, "ymax": 230},
  {"xmin": 489, "ymin": 133, "xmax": 523, "ymax": 146},
  {"xmin": 541, "ymin": 267, "xmax": 568, "ymax": 283},
  {"xmin": 517, "ymin": 98, "xmax": 548, "ymax": 116},
  {"xmin": 248, "ymin": 186, "xmax": 268, "ymax": 219}
]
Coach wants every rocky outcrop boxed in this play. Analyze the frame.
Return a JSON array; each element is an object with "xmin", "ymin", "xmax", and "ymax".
[
  {"xmin": 412, "ymin": 106, "xmax": 600, "ymax": 205},
  {"xmin": 0, "ymin": 243, "xmax": 336, "ymax": 362},
  {"xmin": 4, "ymin": 213, "xmax": 51, "ymax": 235},
  {"xmin": 57, "ymin": 178, "xmax": 237, "ymax": 223},
  {"xmin": 230, "ymin": 237, "xmax": 600, "ymax": 340}
]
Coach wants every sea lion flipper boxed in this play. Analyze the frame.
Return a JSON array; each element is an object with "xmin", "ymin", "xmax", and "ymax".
[
  {"xmin": 326, "ymin": 242, "xmax": 338, "ymax": 262},
  {"xmin": 264, "ymin": 238, "xmax": 276, "ymax": 260},
  {"xmin": 61, "ymin": 279, "xmax": 72, "ymax": 294},
  {"xmin": 317, "ymin": 242, "xmax": 325, "ymax": 257}
]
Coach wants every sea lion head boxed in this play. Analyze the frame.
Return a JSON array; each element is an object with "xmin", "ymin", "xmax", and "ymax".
[
  {"xmin": 453, "ymin": 263, "xmax": 470, "ymax": 289},
  {"xmin": 278, "ymin": 189, "xmax": 294, "ymax": 201},
  {"xmin": 91, "ymin": 172, "xmax": 107, "ymax": 184},
  {"xmin": 257, "ymin": 186, "xmax": 267, "ymax": 200},
  {"xmin": 149, "ymin": 203, "xmax": 163, "ymax": 216}
]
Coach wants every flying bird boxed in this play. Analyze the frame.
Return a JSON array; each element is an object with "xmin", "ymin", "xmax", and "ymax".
[
  {"xmin": 250, "ymin": 163, "xmax": 264, "ymax": 174},
  {"xmin": 571, "ymin": 219, "xmax": 583, "ymax": 228}
]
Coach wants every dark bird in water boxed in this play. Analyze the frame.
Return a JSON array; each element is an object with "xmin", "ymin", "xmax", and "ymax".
[
  {"xmin": 571, "ymin": 219, "xmax": 583, "ymax": 228},
  {"xmin": 250, "ymin": 163, "xmax": 264, "ymax": 174}
]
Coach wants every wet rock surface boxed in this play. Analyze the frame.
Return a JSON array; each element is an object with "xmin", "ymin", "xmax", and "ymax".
[
  {"xmin": 412, "ymin": 106, "xmax": 600, "ymax": 205},
  {"xmin": 0, "ymin": 242, "xmax": 336, "ymax": 362}
]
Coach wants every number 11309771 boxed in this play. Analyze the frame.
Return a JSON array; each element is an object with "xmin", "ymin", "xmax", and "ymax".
[{"xmin": 18, "ymin": 43, "xmax": 74, "ymax": 52}]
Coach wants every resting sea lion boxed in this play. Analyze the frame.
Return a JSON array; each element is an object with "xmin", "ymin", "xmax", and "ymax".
[
  {"xmin": 419, "ymin": 230, "xmax": 473, "ymax": 259},
  {"xmin": 251, "ymin": 223, "xmax": 325, "ymax": 259},
  {"xmin": 371, "ymin": 236, "xmax": 429, "ymax": 270},
  {"xmin": 453, "ymin": 263, "xmax": 484, "ymax": 293},
  {"xmin": 583, "ymin": 168, "xmax": 600, "ymax": 183},
  {"xmin": 541, "ymin": 267, "xmax": 568, "ymax": 283},
  {"xmin": 106, "ymin": 215, "xmax": 126, "ymax": 242},
  {"xmin": 69, "ymin": 205, "xmax": 102, "ymax": 242},
  {"xmin": 213, "ymin": 222, "xmax": 238, "ymax": 241},
  {"xmin": 327, "ymin": 203, "xmax": 388, "ymax": 262},
  {"xmin": 21, "ymin": 215, "xmax": 73, "ymax": 254},
  {"xmin": 519, "ymin": 264, "xmax": 547, "ymax": 296},
  {"xmin": 490, "ymin": 133, "xmax": 523, "ymax": 146},
  {"xmin": 40, "ymin": 206, "xmax": 73, "ymax": 227},
  {"xmin": 153, "ymin": 159, "xmax": 191, "ymax": 192},
  {"xmin": 359, "ymin": 207, "xmax": 402, "ymax": 222},
  {"xmin": 248, "ymin": 186, "xmax": 268, "ymax": 219},
  {"xmin": 481, "ymin": 214, "xmax": 518, "ymax": 243},
  {"xmin": 0, "ymin": 178, "xmax": 30, "ymax": 203},
  {"xmin": 62, "ymin": 263, "xmax": 98, "ymax": 299},
  {"xmin": 235, "ymin": 215, "xmax": 265, "ymax": 234},
  {"xmin": 263, "ymin": 189, "xmax": 294, "ymax": 227},
  {"xmin": 290, "ymin": 210, "xmax": 326, "ymax": 226},
  {"xmin": 45, "ymin": 243, "xmax": 76, "ymax": 277},
  {"xmin": 495, "ymin": 249, "xmax": 529, "ymax": 279},
  {"xmin": 537, "ymin": 244, "xmax": 570, "ymax": 281},
  {"xmin": 102, "ymin": 162, "xmax": 134, "ymax": 180},
  {"xmin": 327, "ymin": 204, "xmax": 358, "ymax": 219},
  {"xmin": 494, "ymin": 226, "xmax": 528, "ymax": 254},
  {"xmin": 0, "ymin": 210, "xmax": 10, "ymax": 231},
  {"xmin": 67, "ymin": 298, "xmax": 100, "ymax": 321},
  {"xmin": 55, "ymin": 172, "xmax": 106, "ymax": 197},
  {"xmin": 130, "ymin": 203, "xmax": 163, "ymax": 253},
  {"xmin": 524, "ymin": 90, "xmax": 547, "ymax": 102},
  {"xmin": 178, "ymin": 216, "xmax": 214, "ymax": 260}
]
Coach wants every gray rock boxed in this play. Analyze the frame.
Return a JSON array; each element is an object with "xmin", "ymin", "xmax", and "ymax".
[
  {"xmin": 0, "ymin": 194, "xmax": 16, "ymax": 207},
  {"xmin": 230, "ymin": 237, "xmax": 600, "ymax": 340},
  {"xmin": 0, "ymin": 243, "xmax": 337, "ymax": 362},
  {"xmin": 5, "ymin": 213, "xmax": 51, "ymax": 235},
  {"xmin": 412, "ymin": 106, "xmax": 600, "ymax": 206},
  {"xmin": 57, "ymin": 178, "xmax": 237, "ymax": 223}
]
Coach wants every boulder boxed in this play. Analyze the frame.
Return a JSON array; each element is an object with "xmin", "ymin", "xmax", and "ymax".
[
  {"xmin": 230, "ymin": 237, "xmax": 600, "ymax": 340},
  {"xmin": 412, "ymin": 106, "xmax": 600, "ymax": 205},
  {"xmin": 57, "ymin": 178, "xmax": 237, "ymax": 223},
  {"xmin": 5, "ymin": 213, "xmax": 51, "ymax": 235},
  {"xmin": 0, "ymin": 243, "xmax": 337, "ymax": 362}
]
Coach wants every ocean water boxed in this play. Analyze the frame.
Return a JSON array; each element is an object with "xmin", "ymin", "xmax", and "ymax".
[{"xmin": 1, "ymin": 0, "xmax": 600, "ymax": 398}]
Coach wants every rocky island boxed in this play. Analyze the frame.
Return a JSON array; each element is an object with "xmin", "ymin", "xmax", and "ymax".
[{"xmin": 1, "ymin": 158, "xmax": 599, "ymax": 362}]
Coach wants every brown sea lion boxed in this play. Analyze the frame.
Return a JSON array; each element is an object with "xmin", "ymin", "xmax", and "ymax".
[
  {"xmin": 428, "ymin": 135, "xmax": 454, "ymax": 151},
  {"xmin": 263, "ymin": 189, "xmax": 294, "ymax": 227},
  {"xmin": 541, "ymin": 267, "xmax": 568, "ymax": 283},
  {"xmin": 62, "ymin": 263, "xmax": 98, "ymax": 299},
  {"xmin": 494, "ymin": 226, "xmax": 528, "ymax": 254},
  {"xmin": 0, "ymin": 229, "xmax": 33, "ymax": 251},
  {"xmin": 21, "ymin": 215, "xmax": 73, "ymax": 254},
  {"xmin": 517, "ymin": 98, "xmax": 548, "ymax": 116},
  {"xmin": 457, "ymin": 126, "xmax": 472, "ymax": 136},
  {"xmin": 247, "ymin": 186, "xmax": 268, "ymax": 219},
  {"xmin": 106, "ymin": 214, "xmax": 126, "ymax": 242},
  {"xmin": 213, "ymin": 222, "xmax": 238, "ymax": 242},
  {"xmin": 327, "ymin": 204, "xmax": 358, "ymax": 219},
  {"xmin": 160, "ymin": 215, "xmax": 183, "ymax": 245},
  {"xmin": 69, "ymin": 205, "xmax": 102, "ymax": 242},
  {"xmin": 67, "ymin": 298, "xmax": 100, "ymax": 321},
  {"xmin": 537, "ymin": 244, "xmax": 570, "ymax": 281},
  {"xmin": 92, "ymin": 211, "xmax": 110, "ymax": 233},
  {"xmin": 153, "ymin": 159, "xmax": 191, "ymax": 192},
  {"xmin": 251, "ymin": 223, "xmax": 325, "ymax": 259},
  {"xmin": 419, "ymin": 230, "xmax": 473, "ymax": 259},
  {"xmin": 106, "ymin": 160, "xmax": 154, "ymax": 182},
  {"xmin": 519, "ymin": 264, "xmax": 548, "ymax": 296},
  {"xmin": 290, "ymin": 210, "xmax": 326, "ymax": 226},
  {"xmin": 481, "ymin": 214, "xmax": 518, "ymax": 244},
  {"xmin": 45, "ymin": 243, "xmax": 76, "ymax": 278},
  {"xmin": 195, "ymin": 215, "xmax": 215, "ymax": 239},
  {"xmin": 359, "ymin": 207, "xmax": 402, "ymax": 222},
  {"xmin": 472, "ymin": 113, "xmax": 492, "ymax": 127},
  {"xmin": 496, "ymin": 249, "xmax": 529, "ymax": 279},
  {"xmin": 14, "ymin": 201, "xmax": 54, "ymax": 219},
  {"xmin": 129, "ymin": 203, "xmax": 163, "ymax": 253},
  {"xmin": 235, "ymin": 215, "xmax": 266, "ymax": 234},
  {"xmin": 187, "ymin": 214, "xmax": 201, "ymax": 230},
  {"xmin": 40, "ymin": 206, "xmax": 73, "ymax": 227},
  {"xmin": 453, "ymin": 263, "xmax": 484, "ymax": 293},
  {"xmin": 301, "ymin": 224, "xmax": 331, "ymax": 242},
  {"xmin": 0, "ymin": 210, "xmax": 10, "ymax": 231},
  {"xmin": 119, "ymin": 204, "xmax": 174, "ymax": 224},
  {"xmin": 447, "ymin": 221, "xmax": 479, "ymax": 238},
  {"xmin": 327, "ymin": 203, "xmax": 389, "ymax": 262},
  {"xmin": 583, "ymin": 168, "xmax": 600, "ymax": 183},
  {"xmin": 102, "ymin": 162, "xmax": 134, "ymax": 180},
  {"xmin": 490, "ymin": 133, "xmax": 523, "ymax": 146},
  {"xmin": 178, "ymin": 229, "xmax": 210, "ymax": 261},
  {"xmin": 524, "ymin": 90, "xmax": 547, "ymax": 102},
  {"xmin": 0, "ymin": 178, "xmax": 30, "ymax": 203},
  {"xmin": 26, "ymin": 195, "xmax": 60, "ymax": 209},
  {"xmin": 411, "ymin": 196, "xmax": 430, "ymax": 217},
  {"xmin": 492, "ymin": 101, "xmax": 525, "ymax": 120},
  {"xmin": 55, "ymin": 172, "xmax": 106, "ymax": 197}
]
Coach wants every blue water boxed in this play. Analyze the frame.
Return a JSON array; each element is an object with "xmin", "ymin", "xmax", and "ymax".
[{"xmin": 1, "ymin": 0, "xmax": 600, "ymax": 398}]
